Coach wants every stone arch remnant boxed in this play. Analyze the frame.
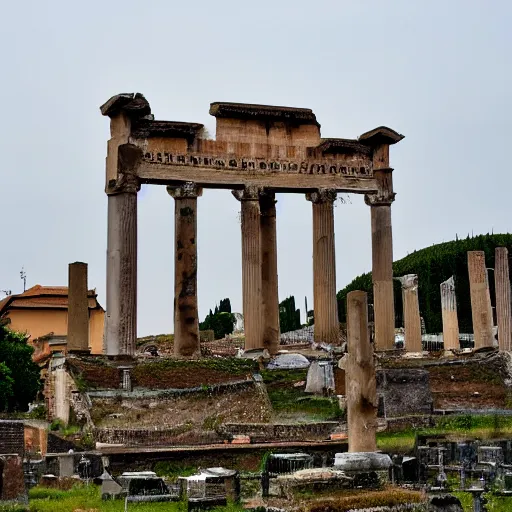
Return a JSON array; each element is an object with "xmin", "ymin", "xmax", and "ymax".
[{"xmin": 100, "ymin": 93, "xmax": 404, "ymax": 357}]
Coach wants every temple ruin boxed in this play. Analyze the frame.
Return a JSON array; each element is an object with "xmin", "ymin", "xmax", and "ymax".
[{"xmin": 100, "ymin": 93, "xmax": 404, "ymax": 357}]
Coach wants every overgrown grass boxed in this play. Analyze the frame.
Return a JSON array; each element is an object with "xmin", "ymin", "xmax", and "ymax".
[
  {"xmin": 28, "ymin": 484, "xmax": 182, "ymax": 512},
  {"xmin": 453, "ymin": 491, "xmax": 512, "ymax": 512},
  {"xmin": 377, "ymin": 414, "xmax": 512, "ymax": 454},
  {"xmin": 27, "ymin": 484, "xmax": 246, "ymax": 512},
  {"xmin": 261, "ymin": 369, "xmax": 343, "ymax": 421}
]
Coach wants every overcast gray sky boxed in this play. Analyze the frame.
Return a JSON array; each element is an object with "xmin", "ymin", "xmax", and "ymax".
[{"xmin": 1, "ymin": 1, "xmax": 510, "ymax": 336}]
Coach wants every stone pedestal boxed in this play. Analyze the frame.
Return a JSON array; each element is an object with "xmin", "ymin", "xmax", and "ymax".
[
  {"xmin": 67, "ymin": 262, "xmax": 89, "ymax": 353},
  {"xmin": 495, "ymin": 247, "xmax": 512, "ymax": 351},
  {"xmin": 260, "ymin": 191, "xmax": 280, "ymax": 354},
  {"xmin": 168, "ymin": 183, "xmax": 202, "ymax": 357},
  {"xmin": 105, "ymin": 180, "xmax": 139, "ymax": 356},
  {"xmin": 397, "ymin": 274, "xmax": 422, "ymax": 353},
  {"xmin": 441, "ymin": 276, "xmax": 460, "ymax": 351},
  {"xmin": 468, "ymin": 251, "xmax": 494, "ymax": 349},
  {"xmin": 306, "ymin": 189, "xmax": 339, "ymax": 344},
  {"xmin": 345, "ymin": 290, "xmax": 377, "ymax": 453},
  {"xmin": 233, "ymin": 187, "xmax": 264, "ymax": 350}
]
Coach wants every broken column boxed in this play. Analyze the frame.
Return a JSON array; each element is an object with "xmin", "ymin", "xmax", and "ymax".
[
  {"xmin": 260, "ymin": 190, "xmax": 280, "ymax": 354},
  {"xmin": 67, "ymin": 262, "xmax": 89, "ymax": 353},
  {"xmin": 397, "ymin": 274, "xmax": 422, "ymax": 353},
  {"xmin": 101, "ymin": 95, "xmax": 149, "ymax": 356},
  {"xmin": 495, "ymin": 247, "xmax": 512, "ymax": 351},
  {"xmin": 168, "ymin": 182, "xmax": 202, "ymax": 357},
  {"xmin": 306, "ymin": 189, "xmax": 339, "ymax": 344},
  {"xmin": 468, "ymin": 251, "xmax": 494, "ymax": 349},
  {"xmin": 233, "ymin": 187, "xmax": 264, "ymax": 350},
  {"xmin": 440, "ymin": 276, "xmax": 460, "ymax": 351},
  {"xmin": 345, "ymin": 290, "xmax": 377, "ymax": 452}
]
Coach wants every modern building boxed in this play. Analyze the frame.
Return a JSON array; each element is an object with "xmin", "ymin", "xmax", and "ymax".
[{"xmin": 0, "ymin": 285, "xmax": 104, "ymax": 355}]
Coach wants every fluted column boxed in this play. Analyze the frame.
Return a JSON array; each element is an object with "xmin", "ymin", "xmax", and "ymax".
[
  {"xmin": 495, "ymin": 247, "xmax": 512, "ymax": 351},
  {"xmin": 397, "ymin": 274, "xmax": 422, "ymax": 352},
  {"xmin": 168, "ymin": 182, "xmax": 203, "ymax": 357},
  {"xmin": 365, "ymin": 168, "xmax": 396, "ymax": 351},
  {"xmin": 233, "ymin": 187, "xmax": 264, "ymax": 350},
  {"xmin": 346, "ymin": 290, "xmax": 377, "ymax": 453},
  {"xmin": 306, "ymin": 189, "xmax": 339, "ymax": 344},
  {"xmin": 67, "ymin": 262, "xmax": 90, "ymax": 353},
  {"xmin": 468, "ymin": 251, "xmax": 494, "ymax": 349},
  {"xmin": 441, "ymin": 276, "xmax": 460, "ymax": 351},
  {"xmin": 105, "ymin": 173, "xmax": 139, "ymax": 356},
  {"xmin": 260, "ymin": 190, "xmax": 280, "ymax": 354}
]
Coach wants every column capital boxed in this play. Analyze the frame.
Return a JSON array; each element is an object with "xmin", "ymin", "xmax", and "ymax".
[
  {"xmin": 167, "ymin": 182, "xmax": 203, "ymax": 199},
  {"xmin": 106, "ymin": 172, "xmax": 141, "ymax": 195},
  {"xmin": 364, "ymin": 190, "xmax": 396, "ymax": 206},
  {"xmin": 232, "ymin": 186, "xmax": 263, "ymax": 202},
  {"xmin": 306, "ymin": 188, "xmax": 337, "ymax": 204},
  {"xmin": 396, "ymin": 274, "xmax": 418, "ymax": 291}
]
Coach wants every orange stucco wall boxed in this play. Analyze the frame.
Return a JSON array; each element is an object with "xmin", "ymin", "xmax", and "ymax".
[{"xmin": 6, "ymin": 309, "xmax": 105, "ymax": 354}]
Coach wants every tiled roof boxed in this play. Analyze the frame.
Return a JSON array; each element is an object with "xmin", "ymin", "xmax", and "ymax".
[{"xmin": 0, "ymin": 285, "xmax": 103, "ymax": 316}]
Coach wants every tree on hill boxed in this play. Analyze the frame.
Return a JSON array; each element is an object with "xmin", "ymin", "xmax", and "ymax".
[
  {"xmin": 0, "ymin": 325, "xmax": 41, "ymax": 412},
  {"xmin": 279, "ymin": 296, "xmax": 301, "ymax": 333},
  {"xmin": 200, "ymin": 299, "xmax": 235, "ymax": 339},
  {"xmin": 336, "ymin": 233, "xmax": 512, "ymax": 334},
  {"xmin": 218, "ymin": 298, "xmax": 232, "ymax": 313}
]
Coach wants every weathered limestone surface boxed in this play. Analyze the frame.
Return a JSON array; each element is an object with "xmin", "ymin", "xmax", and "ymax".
[
  {"xmin": 468, "ymin": 251, "xmax": 494, "ymax": 349},
  {"xmin": 495, "ymin": 247, "xmax": 512, "ymax": 351},
  {"xmin": 260, "ymin": 191, "xmax": 280, "ymax": 354},
  {"xmin": 397, "ymin": 274, "xmax": 422, "ymax": 352},
  {"xmin": 441, "ymin": 276, "xmax": 460, "ymax": 351},
  {"xmin": 307, "ymin": 189, "xmax": 339, "ymax": 344},
  {"xmin": 168, "ymin": 182, "xmax": 202, "ymax": 357},
  {"xmin": 346, "ymin": 290, "xmax": 377, "ymax": 452},
  {"xmin": 67, "ymin": 262, "xmax": 89, "ymax": 352},
  {"xmin": 233, "ymin": 187, "xmax": 264, "ymax": 350}
]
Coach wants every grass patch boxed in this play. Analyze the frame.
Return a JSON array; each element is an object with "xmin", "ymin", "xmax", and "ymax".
[
  {"xmin": 261, "ymin": 369, "xmax": 343, "ymax": 420},
  {"xmin": 304, "ymin": 487, "xmax": 424, "ymax": 512},
  {"xmin": 28, "ymin": 484, "xmax": 184, "ymax": 512},
  {"xmin": 377, "ymin": 414, "xmax": 512, "ymax": 454},
  {"xmin": 27, "ymin": 483, "xmax": 245, "ymax": 512}
]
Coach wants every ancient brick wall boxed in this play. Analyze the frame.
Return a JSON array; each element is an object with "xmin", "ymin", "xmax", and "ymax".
[
  {"xmin": 94, "ymin": 421, "xmax": 339, "ymax": 447},
  {"xmin": 377, "ymin": 368, "xmax": 433, "ymax": 418},
  {"xmin": 0, "ymin": 421, "xmax": 24, "ymax": 456},
  {"xmin": 217, "ymin": 421, "xmax": 339, "ymax": 443},
  {"xmin": 0, "ymin": 455, "xmax": 26, "ymax": 502}
]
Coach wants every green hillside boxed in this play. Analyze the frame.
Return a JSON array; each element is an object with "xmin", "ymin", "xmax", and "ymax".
[{"xmin": 336, "ymin": 234, "xmax": 512, "ymax": 334}]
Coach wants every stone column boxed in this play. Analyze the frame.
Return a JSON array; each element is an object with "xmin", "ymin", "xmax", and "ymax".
[
  {"xmin": 345, "ymin": 290, "xmax": 377, "ymax": 452},
  {"xmin": 365, "ymin": 169, "xmax": 396, "ymax": 351},
  {"xmin": 397, "ymin": 274, "xmax": 422, "ymax": 353},
  {"xmin": 101, "ymin": 95, "xmax": 149, "ymax": 358},
  {"xmin": 441, "ymin": 276, "xmax": 460, "ymax": 351},
  {"xmin": 468, "ymin": 251, "xmax": 494, "ymax": 349},
  {"xmin": 167, "ymin": 182, "xmax": 203, "ymax": 357},
  {"xmin": 105, "ymin": 172, "xmax": 139, "ymax": 356},
  {"xmin": 233, "ymin": 187, "xmax": 264, "ymax": 351},
  {"xmin": 260, "ymin": 190, "xmax": 280, "ymax": 354},
  {"xmin": 67, "ymin": 262, "xmax": 89, "ymax": 353},
  {"xmin": 306, "ymin": 189, "xmax": 339, "ymax": 344},
  {"xmin": 495, "ymin": 247, "xmax": 512, "ymax": 351}
]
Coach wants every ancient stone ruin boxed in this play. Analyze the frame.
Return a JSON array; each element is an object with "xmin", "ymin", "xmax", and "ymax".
[{"xmin": 100, "ymin": 93, "xmax": 404, "ymax": 357}]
